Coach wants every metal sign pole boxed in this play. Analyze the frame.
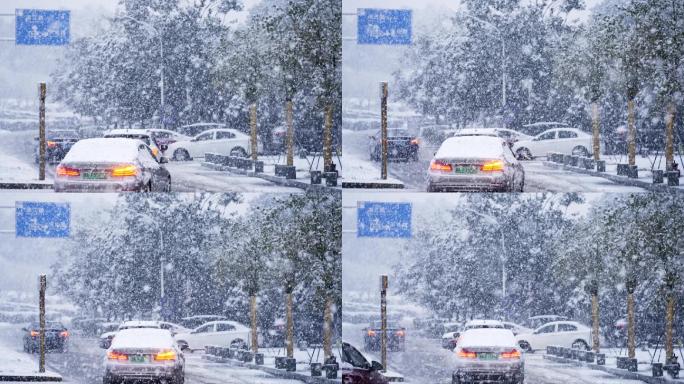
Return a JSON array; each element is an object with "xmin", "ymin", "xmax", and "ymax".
[
  {"xmin": 380, "ymin": 275, "xmax": 388, "ymax": 372},
  {"xmin": 39, "ymin": 83, "xmax": 46, "ymax": 181},
  {"xmin": 380, "ymin": 82, "xmax": 388, "ymax": 180},
  {"xmin": 38, "ymin": 274, "xmax": 46, "ymax": 373}
]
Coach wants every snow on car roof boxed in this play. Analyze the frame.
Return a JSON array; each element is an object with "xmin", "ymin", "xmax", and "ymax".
[
  {"xmin": 435, "ymin": 136, "xmax": 507, "ymax": 159},
  {"xmin": 104, "ymin": 129, "xmax": 151, "ymax": 137},
  {"xmin": 201, "ymin": 320, "xmax": 249, "ymax": 330},
  {"xmin": 465, "ymin": 319, "xmax": 505, "ymax": 328},
  {"xmin": 110, "ymin": 328, "xmax": 173, "ymax": 350},
  {"xmin": 61, "ymin": 138, "xmax": 142, "ymax": 164},
  {"xmin": 458, "ymin": 328, "xmax": 517, "ymax": 348},
  {"xmin": 119, "ymin": 320, "xmax": 160, "ymax": 329}
]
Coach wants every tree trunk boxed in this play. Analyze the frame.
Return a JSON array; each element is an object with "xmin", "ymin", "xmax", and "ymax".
[
  {"xmin": 286, "ymin": 292, "xmax": 294, "ymax": 358},
  {"xmin": 286, "ymin": 101, "xmax": 294, "ymax": 167},
  {"xmin": 323, "ymin": 295, "xmax": 332, "ymax": 358},
  {"xmin": 592, "ymin": 292, "xmax": 600, "ymax": 352},
  {"xmin": 592, "ymin": 102, "xmax": 601, "ymax": 161},
  {"xmin": 250, "ymin": 104, "xmax": 258, "ymax": 161},
  {"xmin": 665, "ymin": 102, "xmax": 675, "ymax": 170},
  {"xmin": 665, "ymin": 292, "xmax": 675, "ymax": 361},
  {"xmin": 627, "ymin": 99, "xmax": 636, "ymax": 166},
  {"xmin": 323, "ymin": 105, "xmax": 333, "ymax": 167},
  {"xmin": 250, "ymin": 294, "xmax": 258, "ymax": 353},
  {"xmin": 627, "ymin": 292, "xmax": 635, "ymax": 358}
]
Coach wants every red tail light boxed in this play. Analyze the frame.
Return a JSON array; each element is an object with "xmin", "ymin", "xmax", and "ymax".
[
  {"xmin": 410, "ymin": 138, "xmax": 420, "ymax": 145},
  {"xmin": 154, "ymin": 349, "xmax": 177, "ymax": 361},
  {"xmin": 367, "ymin": 330, "xmax": 376, "ymax": 337},
  {"xmin": 60, "ymin": 331, "xmax": 69, "ymax": 337},
  {"xmin": 395, "ymin": 330, "xmax": 406, "ymax": 337},
  {"xmin": 30, "ymin": 331, "xmax": 39, "ymax": 337},
  {"xmin": 457, "ymin": 348, "xmax": 477, "ymax": 359},
  {"xmin": 430, "ymin": 160, "xmax": 452, "ymax": 173},
  {"xmin": 107, "ymin": 351, "xmax": 128, "ymax": 361},
  {"xmin": 110, "ymin": 164, "xmax": 138, "ymax": 177},
  {"xmin": 500, "ymin": 349, "xmax": 521, "ymax": 359},
  {"xmin": 56, "ymin": 165, "xmax": 80, "ymax": 177},
  {"xmin": 46, "ymin": 141, "xmax": 57, "ymax": 148},
  {"xmin": 481, "ymin": 160, "xmax": 505, "ymax": 172}
]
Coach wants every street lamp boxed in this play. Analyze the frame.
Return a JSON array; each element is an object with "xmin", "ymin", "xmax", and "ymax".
[{"xmin": 121, "ymin": 16, "xmax": 165, "ymax": 129}]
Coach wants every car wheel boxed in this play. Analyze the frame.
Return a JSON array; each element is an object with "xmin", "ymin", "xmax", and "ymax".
[
  {"xmin": 166, "ymin": 177, "xmax": 172, "ymax": 192},
  {"xmin": 572, "ymin": 339, "xmax": 590, "ymax": 350},
  {"xmin": 230, "ymin": 147, "xmax": 248, "ymax": 158},
  {"xmin": 427, "ymin": 183, "xmax": 436, "ymax": 193},
  {"xmin": 572, "ymin": 146, "xmax": 589, "ymax": 157},
  {"xmin": 173, "ymin": 149, "xmax": 190, "ymax": 161},
  {"xmin": 177, "ymin": 341, "xmax": 189, "ymax": 352},
  {"xmin": 518, "ymin": 340, "xmax": 531, "ymax": 352},
  {"xmin": 516, "ymin": 148, "xmax": 532, "ymax": 160},
  {"xmin": 229, "ymin": 339, "xmax": 247, "ymax": 350}
]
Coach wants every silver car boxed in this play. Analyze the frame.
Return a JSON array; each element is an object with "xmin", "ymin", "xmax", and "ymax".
[
  {"xmin": 427, "ymin": 136, "xmax": 524, "ymax": 192},
  {"xmin": 452, "ymin": 328, "xmax": 524, "ymax": 384},
  {"xmin": 103, "ymin": 328, "xmax": 184, "ymax": 384}
]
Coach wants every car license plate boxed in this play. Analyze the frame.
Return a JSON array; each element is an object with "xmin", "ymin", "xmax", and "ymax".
[
  {"xmin": 454, "ymin": 166, "xmax": 477, "ymax": 174},
  {"xmin": 82, "ymin": 171, "xmax": 106, "ymax": 180},
  {"xmin": 478, "ymin": 353, "xmax": 498, "ymax": 360},
  {"xmin": 129, "ymin": 355, "xmax": 146, "ymax": 363}
]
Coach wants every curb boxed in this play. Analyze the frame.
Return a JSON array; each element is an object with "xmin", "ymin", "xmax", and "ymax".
[
  {"xmin": 202, "ymin": 354, "xmax": 341, "ymax": 384},
  {"xmin": 541, "ymin": 162, "xmax": 683, "ymax": 194},
  {"xmin": 200, "ymin": 162, "xmax": 340, "ymax": 195},
  {"xmin": 0, "ymin": 182, "xmax": 53, "ymax": 190},
  {"xmin": 543, "ymin": 354, "xmax": 682, "ymax": 384},
  {"xmin": 341, "ymin": 181, "xmax": 405, "ymax": 189},
  {"xmin": 0, "ymin": 374, "xmax": 62, "ymax": 382}
]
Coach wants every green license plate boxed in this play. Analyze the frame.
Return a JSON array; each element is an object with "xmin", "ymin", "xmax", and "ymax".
[
  {"xmin": 454, "ymin": 166, "xmax": 477, "ymax": 174},
  {"xmin": 478, "ymin": 353, "xmax": 498, "ymax": 360},
  {"xmin": 82, "ymin": 171, "xmax": 106, "ymax": 180},
  {"xmin": 129, "ymin": 355, "xmax": 146, "ymax": 363}
]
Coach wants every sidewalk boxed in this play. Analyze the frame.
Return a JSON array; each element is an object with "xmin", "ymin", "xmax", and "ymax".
[{"xmin": 0, "ymin": 343, "xmax": 62, "ymax": 382}]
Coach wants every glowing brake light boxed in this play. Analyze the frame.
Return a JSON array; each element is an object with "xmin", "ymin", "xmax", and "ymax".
[
  {"xmin": 481, "ymin": 160, "xmax": 505, "ymax": 172},
  {"xmin": 500, "ymin": 349, "xmax": 521, "ymax": 359},
  {"xmin": 430, "ymin": 160, "xmax": 452, "ymax": 173},
  {"xmin": 457, "ymin": 349, "xmax": 477, "ymax": 359},
  {"xmin": 60, "ymin": 331, "xmax": 69, "ymax": 337},
  {"xmin": 107, "ymin": 351, "xmax": 128, "ymax": 361},
  {"xmin": 46, "ymin": 141, "xmax": 57, "ymax": 148},
  {"xmin": 154, "ymin": 349, "xmax": 177, "ymax": 361},
  {"xmin": 395, "ymin": 330, "xmax": 406, "ymax": 337},
  {"xmin": 110, "ymin": 164, "xmax": 138, "ymax": 177},
  {"xmin": 30, "ymin": 331, "xmax": 39, "ymax": 337},
  {"xmin": 56, "ymin": 165, "xmax": 80, "ymax": 177},
  {"xmin": 410, "ymin": 138, "xmax": 420, "ymax": 145},
  {"xmin": 367, "ymin": 330, "xmax": 376, "ymax": 337},
  {"xmin": 152, "ymin": 148, "xmax": 159, "ymax": 157}
]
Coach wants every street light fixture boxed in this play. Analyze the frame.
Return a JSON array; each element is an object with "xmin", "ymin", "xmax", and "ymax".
[{"xmin": 121, "ymin": 15, "xmax": 166, "ymax": 129}]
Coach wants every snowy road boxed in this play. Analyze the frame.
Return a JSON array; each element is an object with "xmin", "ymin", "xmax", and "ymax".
[
  {"xmin": 0, "ymin": 325, "xmax": 300, "ymax": 384},
  {"xmin": 342, "ymin": 129, "xmax": 646, "ymax": 193},
  {"xmin": 342, "ymin": 323, "xmax": 640, "ymax": 384},
  {"xmin": 0, "ymin": 131, "xmax": 299, "ymax": 193}
]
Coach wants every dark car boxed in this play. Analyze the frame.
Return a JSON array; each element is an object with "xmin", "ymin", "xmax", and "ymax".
[
  {"xmin": 22, "ymin": 321, "xmax": 69, "ymax": 353},
  {"xmin": 53, "ymin": 138, "xmax": 171, "ymax": 193},
  {"xmin": 369, "ymin": 128, "xmax": 420, "ymax": 162},
  {"xmin": 34, "ymin": 130, "xmax": 80, "ymax": 164},
  {"xmin": 362, "ymin": 321, "xmax": 406, "ymax": 352},
  {"xmin": 341, "ymin": 342, "xmax": 390, "ymax": 384}
]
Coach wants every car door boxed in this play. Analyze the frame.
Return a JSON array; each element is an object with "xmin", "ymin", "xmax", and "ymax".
[
  {"xmin": 190, "ymin": 131, "xmax": 216, "ymax": 158},
  {"xmin": 215, "ymin": 130, "xmax": 239, "ymax": 156},
  {"xmin": 557, "ymin": 130, "xmax": 580, "ymax": 154},
  {"xmin": 214, "ymin": 322, "xmax": 240, "ymax": 346},
  {"xmin": 530, "ymin": 324, "xmax": 557, "ymax": 350},
  {"xmin": 530, "ymin": 131, "xmax": 557, "ymax": 156},
  {"xmin": 189, "ymin": 323, "xmax": 215, "ymax": 349},
  {"xmin": 556, "ymin": 323, "xmax": 582, "ymax": 347}
]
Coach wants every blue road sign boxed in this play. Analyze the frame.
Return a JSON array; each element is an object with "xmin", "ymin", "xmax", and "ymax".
[
  {"xmin": 15, "ymin": 9, "xmax": 70, "ymax": 46},
  {"xmin": 358, "ymin": 8, "xmax": 412, "ymax": 45},
  {"xmin": 357, "ymin": 201, "xmax": 412, "ymax": 238},
  {"xmin": 16, "ymin": 201, "xmax": 70, "ymax": 238}
]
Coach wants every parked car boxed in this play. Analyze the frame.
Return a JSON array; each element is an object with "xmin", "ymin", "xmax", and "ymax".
[
  {"xmin": 516, "ymin": 321, "xmax": 593, "ymax": 352},
  {"xmin": 54, "ymin": 138, "xmax": 171, "ymax": 192},
  {"xmin": 368, "ymin": 128, "xmax": 420, "ymax": 162},
  {"xmin": 33, "ymin": 129, "xmax": 80, "ymax": 164},
  {"xmin": 452, "ymin": 328, "xmax": 524, "ymax": 384},
  {"xmin": 174, "ymin": 320, "xmax": 251, "ymax": 351},
  {"xmin": 148, "ymin": 129, "xmax": 190, "ymax": 147},
  {"xmin": 442, "ymin": 323, "xmax": 463, "ymax": 350},
  {"xmin": 427, "ymin": 136, "xmax": 525, "ymax": 192},
  {"xmin": 167, "ymin": 129, "xmax": 256, "ymax": 161},
  {"xmin": 362, "ymin": 321, "xmax": 406, "ymax": 352},
  {"xmin": 23, "ymin": 321, "xmax": 69, "ymax": 353},
  {"xmin": 179, "ymin": 315, "xmax": 227, "ymax": 330},
  {"xmin": 512, "ymin": 128, "xmax": 593, "ymax": 160},
  {"xmin": 98, "ymin": 322, "xmax": 122, "ymax": 349},
  {"xmin": 103, "ymin": 328, "xmax": 185, "ymax": 384},
  {"xmin": 99, "ymin": 320, "xmax": 162, "ymax": 349},
  {"xmin": 340, "ymin": 342, "xmax": 390, "ymax": 384},
  {"xmin": 103, "ymin": 129, "xmax": 163, "ymax": 160}
]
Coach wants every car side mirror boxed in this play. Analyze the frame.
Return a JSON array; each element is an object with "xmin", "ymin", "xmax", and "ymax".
[
  {"xmin": 160, "ymin": 144, "xmax": 168, "ymax": 152},
  {"xmin": 159, "ymin": 156, "xmax": 169, "ymax": 164},
  {"xmin": 371, "ymin": 361, "xmax": 384, "ymax": 371}
]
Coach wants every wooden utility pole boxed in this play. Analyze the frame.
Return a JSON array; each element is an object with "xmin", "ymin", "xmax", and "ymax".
[
  {"xmin": 250, "ymin": 294, "xmax": 258, "ymax": 353},
  {"xmin": 589, "ymin": 281, "xmax": 600, "ymax": 352},
  {"xmin": 627, "ymin": 99, "xmax": 636, "ymax": 166},
  {"xmin": 38, "ymin": 274, "xmax": 46, "ymax": 373},
  {"xmin": 38, "ymin": 83, "xmax": 46, "ymax": 181},
  {"xmin": 323, "ymin": 105, "xmax": 333, "ymax": 168},
  {"xmin": 286, "ymin": 101, "xmax": 294, "ymax": 166},
  {"xmin": 665, "ymin": 103, "xmax": 675, "ymax": 170},
  {"xmin": 323, "ymin": 295, "xmax": 332, "ymax": 357},
  {"xmin": 285, "ymin": 280, "xmax": 294, "ymax": 358},
  {"xmin": 380, "ymin": 275, "xmax": 388, "ymax": 371},
  {"xmin": 250, "ymin": 104, "xmax": 258, "ymax": 161},
  {"xmin": 592, "ymin": 103, "xmax": 601, "ymax": 160},
  {"xmin": 626, "ymin": 277, "xmax": 636, "ymax": 359},
  {"xmin": 380, "ymin": 82, "xmax": 388, "ymax": 180}
]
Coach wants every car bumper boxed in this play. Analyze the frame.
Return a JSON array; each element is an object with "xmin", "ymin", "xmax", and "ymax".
[
  {"xmin": 54, "ymin": 179, "xmax": 143, "ymax": 192},
  {"xmin": 105, "ymin": 363, "xmax": 179, "ymax": 379},
  {"xmin": 427, "ymin": 172, "xmax": 509, "ymax": 192},
  {"xmin": 27, "ymin": 337, "xmax": 66, "ymax": 349},
  {"xmin": 454, "ymin": 361, "xmax": 524, "ymax": 383}
]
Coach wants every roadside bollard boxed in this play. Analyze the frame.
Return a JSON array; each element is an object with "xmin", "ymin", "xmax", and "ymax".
[
  {"xmin": 585, "ymin": 351, "xmax": 595, "ymax": 363},
  {"xmin": 325, "ymin": 355, "xmax": 339, "ymax": 379},
  {"xmin": 596, "ymin": 160, "xmax": 606, "ymax": 172},
  {"xmin": 275, "ymin": 356, "xmax": 287, "ymax": 369},
  {"xmin": 563, "ymin": 155, "xmax": 573, "ymax": 166},
  {"xmin": 254, "ymin": 161, "xmax": 264, "ymax": 173},
  {"xmin": 584, "ymin": 158, "xmax": 594, "ymax": 170},
  {"xmin": 571, "ymin": 156, "xmax": 580, "ymax": 167},
  {"xmin": 617, "ymin": 163, "xmax": 629, "ymax": 176},
  {"xmin": 617, "ymin": 356, "xmax": 627, "ymax": 369},
  {"xmin": 628, "ymin": 165, "xmax": 638, "ymax": 179},
  {"xmin": 285, "ymin": 357, "xmax": 297, "ymax": 372},
  {"xmin": 653, "ymin": 170, "xmax": 664, "ymax": 184},
  {"xmin": 667, "ymin": 171, "xmax": 680, "ymax": 186},
  {"xmin": 596, "ymin": 353, "xmax": 605, "ymax": 365},
  {"xmin": 325, "ymin": 171, "xmax": 338, "ymax": 187},
  {"xmin": 255, "ymin": 353, "xmax": 264, "ymax": 365},
  {"xmin": 627, "ymin": 358, "xmax": 638, "ymax": 372},
  {"xmin": 236, "ymin": 350, "xmax": 244, "ymax": 361},
  {"xmin": 310, "ymin": 362, "xmax": 323, "ymax": 377},
  {"xmin": 653, "ymin": 363, "xmax": 664, "ymax": 377},
  {"xmin": 243, "ymin": 351, "xmax": 254, "ymax": 363},
  {"xmin": 310, "ymin": 171, "xmax": 322, "ymax": 185}
]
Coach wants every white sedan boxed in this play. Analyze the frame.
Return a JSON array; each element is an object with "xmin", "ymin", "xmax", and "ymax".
[
  {"xmin": 512, "ymin": 128, "xmax": 593, "ymax": 160},
  {"xmin": 515, "ymin": 321, "xmax": 594, "ymax": 352},
  {"xmin": 174, "ymin": 320, "xmax": 251, "ymax": 351},
  {"xmin": 167, "ymin": 129, "xmax": 254, "ymax": 161},
  {"xmin": 453, "ymin": 328, "xmax": 524, "ymax": 384}
]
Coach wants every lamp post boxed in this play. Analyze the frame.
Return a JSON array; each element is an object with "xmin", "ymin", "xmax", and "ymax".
[{"xmin": 122, "ymin": 16, "xmax": 165, "ymax": 128}]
